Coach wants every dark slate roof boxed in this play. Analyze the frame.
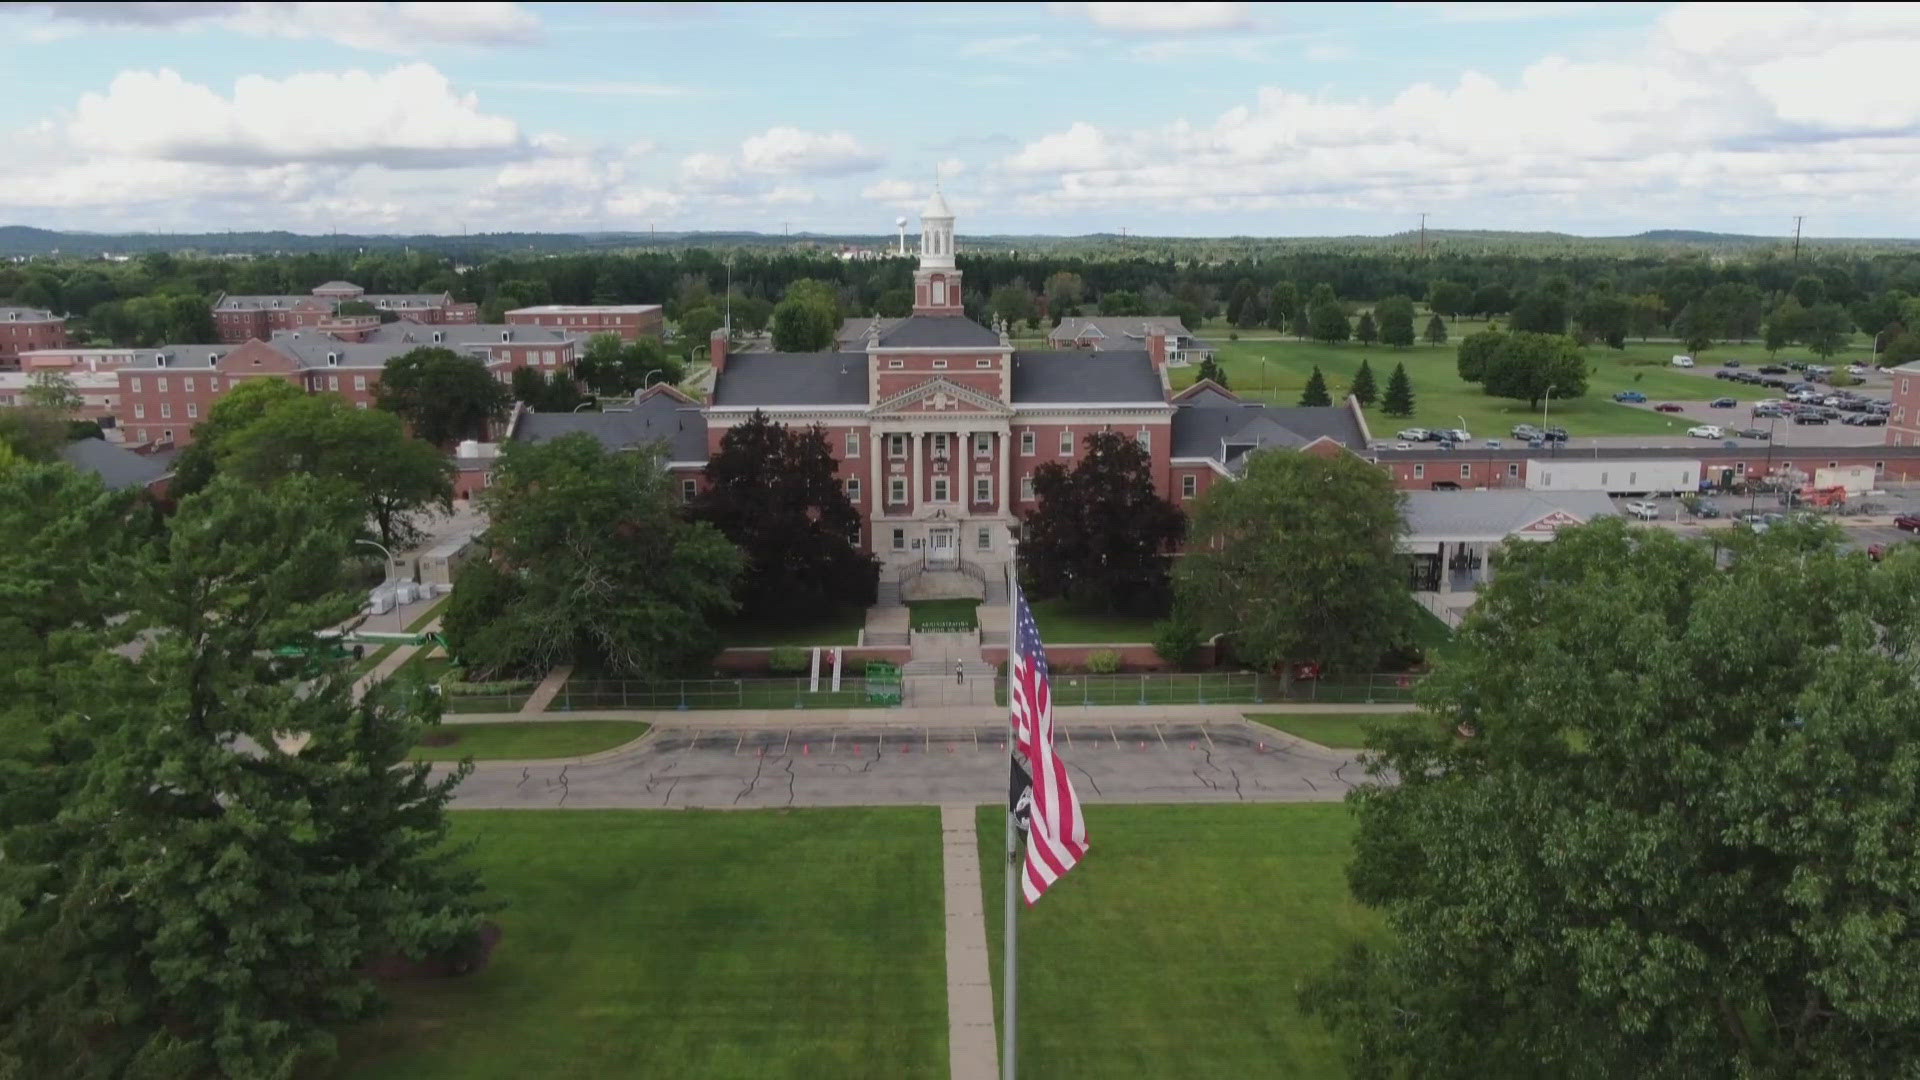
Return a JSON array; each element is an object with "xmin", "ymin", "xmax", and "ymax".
[
  {"xmin": 877, "ymin": 315, "xmax": 1002, "ymax": 348},
  {"xmin": 362, "ymin": 321, "xmax": 570, "ymax": 347},
  {"xmin": 711, "ymin": 352, "xmax": 870, "ymax": 407},
  {"xmin": 58, "ymin": 438, "xmax": 172, "ymax": 490},
  {"xmin": 1171, "ymin": 400, "xmax": 1368, "ymax": 463},
  {"xmin": 511, "ymin": 396, "xmax": 709, "ymax": 462},
  {"xmin": 1009, "ymin": 350, "xmax": 1165, "ymax": 404},
  {"xmin": 1047, "ymin": 316, "xmax": 1196, "ymax": 347}
]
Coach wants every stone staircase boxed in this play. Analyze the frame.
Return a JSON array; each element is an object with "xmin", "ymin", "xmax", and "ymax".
[
  {"xmin": 905, "ymin": 658, "xmax": 998, "ymax": 679},
  {"xmin": 875, "ymin": 579, "xmax": 902, "ymax": 607}
]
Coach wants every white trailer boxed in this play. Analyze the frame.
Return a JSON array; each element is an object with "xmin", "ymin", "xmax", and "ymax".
[
  {"xmin": 1813, "ymin": 465, "xmax": 1876, "ymax": 496},
  {"xmin": 1525, "ymin": 458, "xmax": 1699, "ymax": 495}
]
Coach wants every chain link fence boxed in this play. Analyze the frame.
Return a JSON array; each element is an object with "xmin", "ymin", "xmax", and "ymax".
[{"xmin": 547, "ymin": 677, "xmax": 892, "ymax": 712}]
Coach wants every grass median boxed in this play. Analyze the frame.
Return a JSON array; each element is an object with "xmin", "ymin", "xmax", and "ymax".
[
  {"xmin": 1245, "ymin": 711, "xmax": 1430, "ymax": 750},
  {"xmin": 335, "ymin": 808, "xmax": 948, "ymax": 1079},
  {"xmin": 410, "ymin": 720, "xmax": 651, "ymax": 761}
]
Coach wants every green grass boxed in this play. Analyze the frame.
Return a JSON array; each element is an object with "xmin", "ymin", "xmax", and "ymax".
[
  {"xmin": 721, "ymin": 605, "xmax": 867, "ymax": 647},
  {"xmin": 410, "ymin": 721, "xmax": 651, "ymax": 761},
  {"xmin": 545, "ymin": 676, "xmax": 887, "ymax": 711},
  {"xmin": 1176, "ymin": 330, "xmax": 1874, "ymax": 439},
  {"xmin": 334, "ymin": 809, "xmax": 947, "ymax": 1080},
  {"xmin": 978, "ymin": 804, "xmax": 1378, "ymax": 1079},
  {"xmin": 1245, "ymin": 711, "xmax": 1429, "ymax": 750},
  {"xmin": 1026, "ymin": 597, "xmax": 1159, "ymax": 643},
  {"xmin": 406, "ymin": 596, "xmax": 450, "ymax": 631},
  {"xmin": 351, "ymin": 643, "xmax": 396, "ymax": 676},
  {"xmin": 909, "ymin": 597, "xmax": 979, "ymax": 631}
]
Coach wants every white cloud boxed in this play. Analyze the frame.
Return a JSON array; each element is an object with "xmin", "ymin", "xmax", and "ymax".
[
  {"xmin": 69, "ymin": 64, "xmax": 525, "ymax": 167},
  {"xmin": 11, "ymin": 1, "xmax": 541, "ymax": 53},
  {"xmin": 472, "ymin": 79, "xmax": 695, "ymax": 97},
  {"xmin": 1050, "ymin": 2, "xmax": 1251, "ymax": 33},
  {"xmin": 738, "ymin": 127, "xmax": 882, "ymax": 176},
  {"xmin": 1407, "ymin": 2, "xmax": 1604, "ymax": 24}
]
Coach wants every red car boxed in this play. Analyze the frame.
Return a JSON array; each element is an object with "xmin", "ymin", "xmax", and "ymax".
[
  {"xmin": 1654, "ymin": 403, "xmax": 1686, "ymax": 413},
  {"xmin": 1896, "ymin": 515, "xmax": 1920, "ymax": 533}
]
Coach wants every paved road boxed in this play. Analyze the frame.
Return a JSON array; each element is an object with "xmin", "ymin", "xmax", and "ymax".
[{"xmin": 444, "ymin": 720, "xmax": 1365, "ymax": 809}]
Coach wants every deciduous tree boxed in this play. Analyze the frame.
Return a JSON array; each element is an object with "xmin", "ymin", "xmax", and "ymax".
[
  {"xmin": 1460, "ymin": 328, "xmax": 1587, "ymax": 409},
  {"xmin": 1309, "ymin": 286, "xmax": 1351, "ymax": 344},
  {"xmin": 577, "ymin": 333, "xmax": 683, "ymax": 397},
  {"xmin": 769, "ymin": 278, "xmax": 839, "ymax": 351},
  {"xmin": 1426, "ymin": 280, "xmax": 1472, "ymax": 318},
  {"xmin": 1375, "ymin": 295, "xmax": 1416, "ymax": 347},
  {"xmin": 1310, "ymin": 519, "xmax": 1920, "ymax": 1080},
  {"xmin": 375, "ymin": 347, "xmax": 512, "ymax": 447},
  {"xmin": 1021, "ymin": 431, "xmax": 1184, "ymax": 614},
  {"xmin": 1176, "ymin": 450, "xmax": 1405, "ymax": 671}
]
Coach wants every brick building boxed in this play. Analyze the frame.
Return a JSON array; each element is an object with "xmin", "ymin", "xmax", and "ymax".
[
  {"xmin": 0, "ymin": 348, "xmax": 137, "ymax": 422},
  {"xmin": 505, "ymin": 304, "xmax": 664, "ymax": 342},
  {"xmin": 112, "ymin": 321, "xmax": 574, "ymax": 448},
  {"xmin": 1887, "ymin": 362, "xmax": 1920, "ymax": 447},
  {"xmin": 0, "ymin": 307, "xmax": 69, "ymax": 369},
  {"xmin": 211, "ymin": 282, "xmax": 477, "ymax": 344}
]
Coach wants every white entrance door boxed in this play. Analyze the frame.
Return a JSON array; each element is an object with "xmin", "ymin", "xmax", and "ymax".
[{"xmin": 928, "ymin": 527, "xmax": 957, "ymax": 566}]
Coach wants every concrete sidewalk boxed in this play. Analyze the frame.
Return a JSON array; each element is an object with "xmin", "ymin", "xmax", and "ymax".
[
  {"xmin": 941, "ymin": 806, "xmax": 999, "ymax": 1080},
  {"xmin": 437, "ymin": 700, "xmax": 1418, "ymax": 726}
]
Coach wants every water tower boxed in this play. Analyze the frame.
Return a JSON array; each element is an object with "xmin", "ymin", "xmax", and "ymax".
[{"xmin": 895, "ymin": 216, "xmax": 909, "ymax": 256}]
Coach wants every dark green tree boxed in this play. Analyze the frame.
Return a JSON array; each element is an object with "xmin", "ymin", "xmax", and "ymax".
[
  {"xmin": 769, "ymin": 278, "xmax": 839, "ymax": 351},
  {"xmin": 1267, "ymin": 282, "xmax": 1299, "ymax": 332},
  {"xmin": 1790, "ymin": 273, "xmax": 1827, "ymax": 308},
  {"xmin": 577, "ymin": 333, "xmax": 683, "ymax": 397},
  {"xmin": 692, "ymin": 411, "xmax": 878, "ymax": 622},
  {"xmin": 1299, "ymin": 365, "xmax": 1333, "ymax": 406},
  {"xmin": 1375, "ymin": 295, "xmax": 1416, "ymax": 347},
  {"xmin": 1309, "ymin": 290, "xmax": 1351, "ymax": 345},
  {"xmin": 1426, "ymin": 280, "xmax": 1472, "ymax": 318},
  {"xmin": 510, "ymin": 365, "xmax": 585, "ymax": 412},
  {"xmin": 1508, "ymin": 291, "xmax": 1569, "ymax": 334},
  {"xmin": 1196, "ymin": 354, "xmax": 1230, "ymax": 389},
  {"xmin": 1424, "ymin": 312, "xmax": 1448, "ymax": 346},
  {"xmin": 989, "ymin": 283, "xmax": 1037, "ymax": 329},
  {"xmin": 1460, "ymin": 329, "xmax": 1587, "ymax": 409},
  {"xmin": 1355, "ymin": 311, "xmax": 1379, "ymax": 345},
  {"xmin": 1099, "ymin": 289, "xmax": 1145, "ymax": 316},
  {"xmin": 1800, "ymin": 302, "xmax": 1852, "ymax": 358},
  {"xmin": 1469, "ymin": 283, "xmax": 1512, "ymax": 317},
  {"xmin": 1176, "ymin": 450, "xmax": 1405, "ymax": 671},
  {"xmin": 1350, "ymin": 358, "xmax": 1378, "ymax": 406},
  {"xmin": 374, "ymin": 347, "xmax": 512, "ymax": 447},
  {"xmin": 1382, "ymin": 362, "xmax": 1415, "ymax": 418},
  {"xmin": 675, "ymin": 304, "xmax": 723, "ymax": 351},
  {"xmin": 1311, "ymin": 519, "xmax": 1920, "ymax": 1080},
  {"xmin": 1021, "ymin": 431, "xmax": 1185, "ymax": 613}
]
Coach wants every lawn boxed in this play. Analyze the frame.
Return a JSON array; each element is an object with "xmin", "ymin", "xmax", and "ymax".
[
  {"xmin": 1026, "ymin": 597, "xmax": 1158, "ymax": 643},
  {"xmin": 410, "ymin": 720, "xmax": 651, "ymax": 761},
  {"xmin": 720, "ymin": 605, "xmax": 867, "ymax": 647},
  {"xmin": 977, "ymin": 804, "xmax": 1378, "ymax": 1080},
  {"xmin": 909, "ymin": 597, "xmax": 979, "ymax": 631},
  {"xmin": 1245, "ymin": 711, "xmax": 1430, "ymax": 750},
  {"xmin": 1176, "ymin": 330, "xmax": 1876, "ymax": 439},
  {"xmin": 546, "ymin": 675, "xmax": 885, "ymax": 711},
  {"xmin": 333, "ymin": 809, "xmax": 948, "ymax": 1080}
]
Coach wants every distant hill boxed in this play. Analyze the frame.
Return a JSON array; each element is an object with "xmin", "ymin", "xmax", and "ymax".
[{"xmin": 3, "ymin": 224, "xmax": 1917, "ymax": 259}]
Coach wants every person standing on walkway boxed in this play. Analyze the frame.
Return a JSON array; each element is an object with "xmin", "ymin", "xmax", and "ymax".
[{"xmin": 955, "ymin": 660, "xmax": 965, "ymax": 685}]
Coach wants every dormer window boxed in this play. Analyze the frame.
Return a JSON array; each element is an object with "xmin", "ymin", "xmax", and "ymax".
[
  {"xmin": 500, "ymin": 330, "xmax": 511, "ymax": 342},
  {"xmin": 432, "ymin": 331, "xmax": 444, "ymax": 343},
  {"xmin": 155, "ymin": 355, "xmax": 167, "ymax": 368},
  {"xmin": 206, "ymin": 352, "xmax": 217, "ymax": 363},
  {"xmin": 326, "ymin": 353, "xmax": 338, "ymax": 366}
]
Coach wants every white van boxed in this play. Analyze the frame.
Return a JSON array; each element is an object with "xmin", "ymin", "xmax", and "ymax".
[{"xmin": 1670, "ymin": 355, "xmax": 1695, "ymax": 368}]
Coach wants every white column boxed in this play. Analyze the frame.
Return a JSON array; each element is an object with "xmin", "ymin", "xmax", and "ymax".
[
  {"xmin": 998, "ymin": 429, "xmax": 1011, "ymax": 517},
  {"xmin": 871, "ymin": 430, "xmax": 885, "ymax": 521},
  {"xmin": 909, "ymin": 430, "xmax": 922, "ymax": 512}
]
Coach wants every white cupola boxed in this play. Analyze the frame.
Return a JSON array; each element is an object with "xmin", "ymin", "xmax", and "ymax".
[{"xmin": 912, "ymin": 186, "xmax": 964, "ymax": 316}]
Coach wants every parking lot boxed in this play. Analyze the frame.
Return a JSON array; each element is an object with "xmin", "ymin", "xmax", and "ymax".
[
  {"xmin": 444, "ymin": 721, "xmax": 1363, "ymax": 809},
  {"xmin": 1605, "ymin": 399, "xmax": 1888, "ymax": 447}
]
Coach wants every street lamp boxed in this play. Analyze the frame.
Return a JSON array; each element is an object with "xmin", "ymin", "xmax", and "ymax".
[
  {"xmin": 643, "ymin": 368, "xmax": 665, "ymax": 388},
  {"xmin": 354, "ymin": 540, "xmax": 399, "ymax": 607},
  {"xmin": 572, "ymin": 400, "xmax": 595, "ymax": 413},
  {"xmin": 1542, "ymin": 385, "xmax": 1556, "ymax": 429}
]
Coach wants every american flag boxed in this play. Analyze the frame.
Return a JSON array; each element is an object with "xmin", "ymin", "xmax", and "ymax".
[{"xmin": 1009, "ymin": 582, "xmax": 1088, "ymax": 905}]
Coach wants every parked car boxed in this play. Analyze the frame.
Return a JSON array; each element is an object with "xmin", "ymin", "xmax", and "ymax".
[
  {"xmin": 1736, "ymin": 427, "xmax": 1771, "ymax": 439},
  {"xmin": 1722, "ymin": 359, "xmax": 1742, "ymax": 368},
  {"xmin": 1848, "ymin": 365, "xmax": 1871, "ymax": 377},
  {"xmin": 1441, "ymin": 428, "xmax": 1471, "ymax": 443},
  {"xmin": 1858, "ymin": 414, "xmax": 1887, "ymax": 427},
  {"xmin": 1869, "ymin": 542, "xmax": 1892, "ymax": 561},
  {"xmin": 1511, "ymin": 423, "xmax": 1542, "ymax": 440},
  {"xmin": 1785, "ymin": 360, "xmax": 1809, "ymax": 371},
  {"xmin": 1654, "ymin": 403, "xmax": 1685, "ymax": 413},
  {"xmin": 1709, "ymin": 397, "xmax": 1736, "ymax": 408},
  {"xmin": 1687, "ymin": 424, "xmax": 1725, "ymax": 439},
  {"xmin": 1793, "ymin": 412, "xmax": 1830, "ymax": 425},
  {"xmin": 1484, "ymin": 438, "xmax": 1503, "ymax": 449},
  {"xmin": 1392, "ymin": 441, "xmax": 1414, "ymax": 450},
  {"xmin": 1613, "ymin": 390, "xmax": 1647, "ymax": 403},
  {"xmin": 1671, "ymin": 355, "xmax": 1695, "ymax": 368},
  {"xmin": 1896, "ymin": 515, "xmax": 1920, "ymax": 533},
  {"xmin": 1758, "ymin": 364, "xmax": 1789, "ymax": 375},
  {"xmin": 1542, "ymin": 426, "xmax": 1569, "ymax": 442},
  {"xmin": 1625, "ymin": 500, "xmax": 1661, "ymax": 520},
  {"xmin": 1694, "ymin": 499, "xmax": 1722, "ymax": 518},
  {"xmin": 1396, "ymin": 428, "xmax": 1429, "ymax": 441}
]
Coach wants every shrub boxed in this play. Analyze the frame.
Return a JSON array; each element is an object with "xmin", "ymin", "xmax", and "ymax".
[
  {"xmin": 1152, "ymin": 618, "xmax": 1205, "ymax": 669},
  {"xmin": 1085, "ymin": 649, "xmax": 1123, "ymax": 674},
  {"xmin": 768, "ymin": 645, "xmax": 810, "ymax": 674}
]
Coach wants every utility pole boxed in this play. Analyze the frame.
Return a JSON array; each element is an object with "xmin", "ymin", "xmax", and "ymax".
[
  {"xmin": 1419, "ymin": 213, "xmax": 1428, "ymax": 257},
  {"xmin": 1792, "ymin": 215, "xmax": 1804, "ymax": 263}
]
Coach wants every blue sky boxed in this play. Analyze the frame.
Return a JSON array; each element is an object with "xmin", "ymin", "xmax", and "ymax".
[{"xmin": 3, "ymin": 2, "xmax": 1917, "ymax": 237}]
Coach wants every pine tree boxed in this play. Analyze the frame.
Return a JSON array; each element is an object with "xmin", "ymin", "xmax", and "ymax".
[
  {"xmin": 1197, "ymin": 355, "xmax": 1230, "ymax": 389},
  {"xmin": 1425, "ymin": 313, "xmax": 1448, "ymax": 346},
  {"xmin": 1355, "ymin": 311, "xmax": 1380, "ymax": 345},
  {"xmin": 1350, "ymin": 359, "xmax": 1378, "ymax": 406},
  {"xmin": 1382, "ymin": 362, "xmax": 1416, "ymax": 417},
  {"xmin": 1299, "ymin": 365, "xmax": 1332, "ymax": 407}
]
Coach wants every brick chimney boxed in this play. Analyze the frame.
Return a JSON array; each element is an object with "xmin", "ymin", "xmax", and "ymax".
[
  {"xmin": 710, "ymin": 327, "xmax": 728, "ymax": 374},
  {"xmin": 1145, "ymin": 325, "xmax": 1168, "ymax": 370}
]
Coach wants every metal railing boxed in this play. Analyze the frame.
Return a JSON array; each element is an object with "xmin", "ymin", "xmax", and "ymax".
[
  {"xmin": 546, "ymin": 677, "xmax": 895, "ymax": 712},
  {"xmin": 982, "ymin": 671, "xmax": 1428, "ymax": 707}
]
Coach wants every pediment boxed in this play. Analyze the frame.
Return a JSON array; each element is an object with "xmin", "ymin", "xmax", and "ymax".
[
  {"xmin": 1518, "ymin": 509, "xmax": 1584, "ymax": 534},
  {"xmin": 871, "ymin": 377, "xmax": 1012, "ymax": 418}
]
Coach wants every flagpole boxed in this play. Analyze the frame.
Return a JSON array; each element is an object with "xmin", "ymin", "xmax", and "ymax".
[{"xmin": 1002, "ymin": 547, "xmax": 1020, "ymax": 1080}]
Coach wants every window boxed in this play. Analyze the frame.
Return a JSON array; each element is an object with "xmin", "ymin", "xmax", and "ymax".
[
  {"xmin": 1905, "ymin": 378, "xmax": 1912, "ymax": 396},
  {"xmin": 845, "ymin": 478, "xmax": 862, "ymax": 503},
  {"xmin": 932, "ymin": 433, "xmax": 950, "ymax": 460},
  {"xmin": 933, "ymin": 279, "xmax": 947, "ymax": 306},
  {"xmin": 681, "ymin": 479, "xmax": 697, "ymax": 503},
  {"xmin": 1058, "ymin": 430, "xmax": 1073, "ymax": 456},
  {"xmin": 1021, "ymin": 431, "xmax": 1035, "ymax": 455},
  {"xmin": 356, "ymin": 401, "xmax": 368, "ymax": 410},
  {"xmin": 1136, "ymin": 429, "xmax": 1151, "ymax": 452},
  {"xmin": 845, "ymin": 432, "xmax": 860, "ymax": 458},
  {"xmin": 975, "ymin": 433, "xmax": 992, "ymax": 457},
  {"xmin": 1021, "ymin": 475, "xmax": 1035, "ymax": 501},
  {"xmin": 131, "ymin": 377, "xmax": 141, "ymax": 393},
  {"xmin": 162, "ymin": 430, "xmax": 172, "ymax": 442},
  {"xmin": 1735, "ymin": 461, "xmax": 1747, "ymax": 475},
  {"xmin": 933, "ymin": 359, "xmax": 948, "ymax": 369},
  {"xmin": 889, "ymin": 477, "xmax": 907, "ymax": 505},
  {"xmin": 136, "ymin": 428, "xmax": 146, "ymax": 443},
  {"xmin": 134, "ymin": 404, "xmax": 146, "ymax": 419},
  {"xmin": 159, "ymin": 403, "xmax": 171, "ymax": 419},
  {"xmin": 1828, "ymin": 460, "xmax": 1838, "ymax": 469},
  {"xmin": 353, "ymin": 375, "xmax": 367, "ymax": 391},
  {"xmin": 1781, "ymin": 461, "xmax": 1793, "ymax": 472},
  {"xmin": 183, "ymin": 377, "xmax": 195, "ymax": 392},
  {"xmin": 1461, "ymin": 464, "xmax": 1471, "ymax": 478},
  {"xmin": 889, "ymin": 434, "xmax": 907, "ymax": 459},
  {"xmin": 1413, "ymin": 464, "xmax": 1424, "ymax": 479},
  {"xmin": 1507, "ymin": 463, "xmax": 1519, "ymax": 479},
  {"xmin": 328, "ymin": 375, "xmax": 339, "ymax": 391},
  {"xmin": 156, "ymin": 377, "xmax": 168, "ymax": 393},
  {"xmin": 891, "ymin": 528, "xmax": 906, "ymax": 552},
  {"xmin": 932, "ymin": 477, "xmax": 950, "ymax": 502},
  {"xmin": 889, "ymin": 358, "xmax": 904, "ymax": 369},
  {"xmin": 1875, "ymin": 460, "xmax": 1886, "ymax": 476},
  {"xmin": 976, "ymin": 358, "xmax": 992, "ymax": 368},
  {"xmin": 974, "ymin": 476, "xmax": 991, "ymax": 503},
  {"xmin": 187, "ymin": 403, "xmax": 198, "ymax": 419},
  {"xmin": 1182, "ymin": 474, "xmax": 1197, "ymax": 499},
  {"xmin": 977, "ymin": 527, "xmax": 992, "ymax": 551}
]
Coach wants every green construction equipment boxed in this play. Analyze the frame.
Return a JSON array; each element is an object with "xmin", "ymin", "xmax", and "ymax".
[{"xmin": 864, "ymin": 661, "xmax": 902, "ymax": 706}]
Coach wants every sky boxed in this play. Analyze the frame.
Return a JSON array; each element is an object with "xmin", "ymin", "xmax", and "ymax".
[{"xmin": 2, "ymin": 1, "xmax": 1918, "ymax": 238}]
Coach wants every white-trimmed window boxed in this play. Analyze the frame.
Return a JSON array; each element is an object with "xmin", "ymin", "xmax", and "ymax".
[
  {"xmin": 186, "ymin": 403, "xmax": 198, "ymax": 419},
  {"xmin": 328, "ymin": 375, "xmax": 339, "ymax": 391},
  {"xmin": 356, "ymin": 401, "xmax": 368, "ymax": 410},
  {"xmin": 1414, "ymin": 464, "xmax": 1425, "ymax": 479},
  {"xmin": 932, "ymin": 477, "xmax": 950, "ymax": 502},
  {"xmin": 974, "ymin": 476, "xmax": 991, "ymax": 503},
  {"xmin": 1461, "ymin": 464, "xmax": 1472, "ymax": 478},
  {"xmin": 977, "ymin": 526, "xmax": 992, "ymax": 551},
  {"xmin": 974, "ymin": 433, "xmax": 992, "ymax": 457},
  {"xmin": 845, "ymin": 478, "xmax": 862, "ymax": 503},
  {"xmin": 889, "ymin": 434, "xmax": 907, "ymax": 459},
  {"xmin": 1507, "ymin": 463, "xmax": 1519, "ymax": 479},
  {"xmin": 1021, "ymin": 475, "xmax": 1035, "ymax": 501},
  {"xmin": 159, "ymin": 403, "xmax": 171, "ymax": 419},
  {"xmin": 889, "ymin": 358, "xmax": 904, "ymax": 369},
  {"xmin": 681, "ymin": 479, "xmax": 697, "ymax": 502},
  {"xmin": 845, "ymin": 432, "xmax": 860, "ymax": 458},
  {"xmin": 1182, "ymin": 474, "xmax": 1197, "ymax": 499},
  {"xmin": 1136, "ymin": 429, "xmax": 1151, "ymax": 452},
  {"xmin": 976, "ymin": 358, "xmax": 992, "ymax": 368},
  {"xmin": 891, "ymin": 528, "xmax": 906, "ymax": 552},
  {"xmin": 889, "ymin": 477, "xmax": 907, "ymax": 505},
  {"xmin": 156, "ymin": 377, "xmax": 168, "ymax": 393},
  {"xmin": 354, "ymin": 375, "xmax": 367, "ymax": 391},
  {"xmin": 134, "ymin": 404, "xmax": 146, "ymax": 419},
  {"xmin": 183, "ymin": 377, "xmax": 195, "ymax": 392},
  {"xmin": 1058, "ymin": 430, "xmax": 1073, "ymax": 456},
  {"xmin": 136, "ymin": 428, "xmax": 147, "ymax": 442},
  {"xmin": 933, "ymin": 359, "xmax": 948, "ymax": 369},
  {"xmin": 932, "ymin": 433, "xmax": 950, "ymax": 460},
  {"xmin": 130, "ymin": 377, "xmax": 142, "ymax": 393},
  {"xmin": 1021, "ymin": 431, "xmax": 1035, "ymax": 455}
]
